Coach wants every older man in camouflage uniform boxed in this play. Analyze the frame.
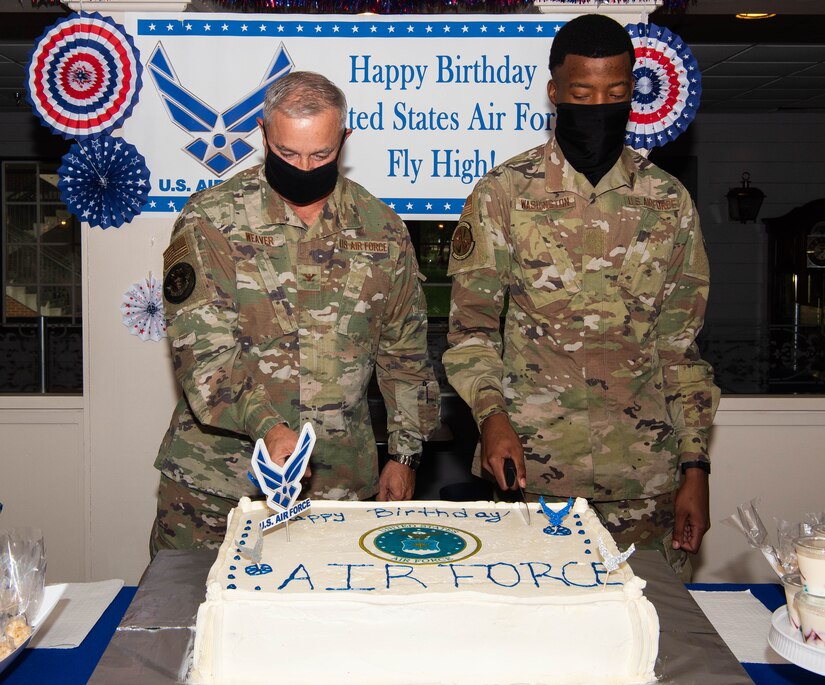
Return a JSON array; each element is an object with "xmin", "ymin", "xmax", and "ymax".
[
  {"xmin": 443, "ymin": 15, "xmax": 718, "ymax": 578},
  {"xmin": 152, "ymin": 72, "xmax": 439, "ymax": 554}
]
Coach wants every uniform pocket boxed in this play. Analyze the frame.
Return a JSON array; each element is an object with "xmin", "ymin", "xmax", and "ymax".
[
  {"xmin": 511, "ymin": 212, "xmax": 580, "ymax": 313},
  {"xmin": 335, "ymin": 256, "xmax": 382, "ymax": 352},
  {"xmin": 617, "ymin": 210, "xmax": 677, "ymax": 301},
  {"xmin": 235, "ymin": 251, "xmax": 297, "ymax": 343}
]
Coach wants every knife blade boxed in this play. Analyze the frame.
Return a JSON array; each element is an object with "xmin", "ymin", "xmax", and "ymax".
[{"xmin": 504, "ymin": 458, "xmax": 530, "ymax": 525}]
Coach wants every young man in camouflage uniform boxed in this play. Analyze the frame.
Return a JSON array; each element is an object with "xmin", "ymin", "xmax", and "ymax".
[
  {"xmin": 152, "ymin": 72, "xmax": 439, "ymax": 554},
  {"xmin": 443, "ymin": 15, "xmax": 719, "ymax": 578}
]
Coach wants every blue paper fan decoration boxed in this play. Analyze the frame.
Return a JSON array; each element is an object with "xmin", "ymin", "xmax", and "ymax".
[
  {"xmin": 58, "ymin": 135, "xmax": 151, "ymax": 229},
  {"xmin": 27, "ymin": 12, "xmax": 142, "ymax": 140},
  {"xmin": 624, "ymin": 22, "xmax": 701, "ymax": 150}
]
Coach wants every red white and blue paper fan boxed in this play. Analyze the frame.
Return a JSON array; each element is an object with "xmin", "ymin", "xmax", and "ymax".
[
  {"xmin": 26, "ymin": 12, "xmax": 142, "ymax": 140},
  {"xmin": 58, "ymin": 135, "xmax": 151, "ymax": 229},
  {"xmin": 624, "ymin": 22, "xmax": 701, "ymax": 150},
  {"xmin": 121, "ymin": 275, "xmax": 167, "ymax": 342}
]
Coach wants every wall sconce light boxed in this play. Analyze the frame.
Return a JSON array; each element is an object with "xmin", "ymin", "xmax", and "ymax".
[{"xmin": 726, "ymin": 172, "xmax": 765, "ymax": 223}]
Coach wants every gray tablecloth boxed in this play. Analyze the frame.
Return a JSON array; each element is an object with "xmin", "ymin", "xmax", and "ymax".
[{"xmin": 89, "ymin": 549, "xmax": 752, "ymax": 684}]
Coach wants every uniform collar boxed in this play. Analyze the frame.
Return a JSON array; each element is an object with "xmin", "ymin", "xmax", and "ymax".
[
  {"xmin": 545, "ymin": 135, "xmax": 637, "ymax": 197},
  {"xmin": 258, "ymin": 165, "xmax": 363, "ymax": 237}
]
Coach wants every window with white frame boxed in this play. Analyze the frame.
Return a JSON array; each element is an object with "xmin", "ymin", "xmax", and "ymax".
[{"xmin": 1, "ymin": 160, "xmax": 82, "ymax": 393}]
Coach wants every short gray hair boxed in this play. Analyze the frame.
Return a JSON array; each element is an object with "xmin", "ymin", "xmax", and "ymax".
[{"xmin": 262, "ymin": 71, "xmax": 347, "ymax": 131}]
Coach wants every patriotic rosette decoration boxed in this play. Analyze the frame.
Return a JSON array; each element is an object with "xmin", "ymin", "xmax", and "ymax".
[
  {"xmin": 624, "ymin": 22, "xmax": 701, "ymax": 150},
  {"xmin": 120, "ymin": 275, "xmax": 167, "ymax": 342},
  {"xmin": 57, "ymin": 135, "xmax": 151, "ymax": 229},
  {"xmin": 26, "ymin": 12, "xmax": 142, "ymax": 140}
]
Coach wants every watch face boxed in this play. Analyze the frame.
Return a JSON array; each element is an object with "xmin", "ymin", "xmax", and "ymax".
[{"xmin": 808, "ymin": 237, "xmax": 825, "ymax": 268}]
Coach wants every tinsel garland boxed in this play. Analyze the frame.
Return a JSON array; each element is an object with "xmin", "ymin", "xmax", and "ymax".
[{"xmin": 30, "ymin": 0, "xmax": 695, "ymax": 10}]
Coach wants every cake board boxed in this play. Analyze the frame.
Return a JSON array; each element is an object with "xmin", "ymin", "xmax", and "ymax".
[{"xmin": 89, "ymin": 549, "xmax": 752, "ymax": 685}]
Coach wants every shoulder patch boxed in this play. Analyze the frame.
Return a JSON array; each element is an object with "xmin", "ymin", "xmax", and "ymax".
[
  {"xmin": 164, "ymin": 262, "xmax": 197, "ymax": 304},
  {"xmin": 460, "ymin": 194, "xmax": 474, "ymax": 218},
  {"xmin": 162, "ymin": 229, "xmax": 211, "ymax": 312},
  {"xmin": 164, "ymin": 236, "xmax": 190, "ymax": 273},
  {"xmin": 450, "ymin": 221, "xmax": 475, "ymax": 260}
]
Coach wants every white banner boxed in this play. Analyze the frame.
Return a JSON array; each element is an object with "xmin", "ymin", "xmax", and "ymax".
[{"xmin": 119, "ymin": 14, "xmax": 569, "ymax": 218}]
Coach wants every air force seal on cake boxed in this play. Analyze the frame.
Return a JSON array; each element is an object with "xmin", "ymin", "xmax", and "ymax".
[{"xmin": 360, "ymin": 524, "xmax": 481, "ymax": 564}]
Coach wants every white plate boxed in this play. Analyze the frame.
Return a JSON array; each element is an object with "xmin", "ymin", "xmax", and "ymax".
[
  {"xmin": 0, "ymin": 584, "xmax": 65, "ymax": 676},
  {"xmin": 768, "ymin": 605, "xmax": 825, "ymax": 675}
]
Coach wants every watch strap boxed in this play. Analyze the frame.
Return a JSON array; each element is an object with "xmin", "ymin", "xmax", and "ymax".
[
  {"xmin": 389, "ymin": 453, "xmax": 421, "ymax": 470},
  {"xmin": 680, "ymin": 460, "xmax": 711, "ymax": 475}
]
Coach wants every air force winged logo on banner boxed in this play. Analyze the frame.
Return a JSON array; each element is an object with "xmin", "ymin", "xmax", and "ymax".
[
  {"xmin": 146, "ymin": 42, "xmax": 294, "ymax": 176},
  {"xmin": 248, "ymin": 423, "xmax": 314, "ymax": 533}
]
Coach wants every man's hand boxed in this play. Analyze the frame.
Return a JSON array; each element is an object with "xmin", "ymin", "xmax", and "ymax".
[
  {"xmin": 378, "ymin": 460, "xmax": 416, "ymax": 501},
  {"xmin": 263, "ymin": 423, "xmax": 311, "ymax": 477},
  {"xmin": 672, "ymin": 468, "xmax": 710, "ymax": 553},
  {"xmin": 480, "ymin": 413, "xmax": 526, "ymax": 491}
]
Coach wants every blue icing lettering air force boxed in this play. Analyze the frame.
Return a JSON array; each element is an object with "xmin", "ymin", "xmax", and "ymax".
[
  {"xmin": 242, "ymin": 559, "xmax": 615, "ymax": 591},
  {"xmin": 349, "ymin": 54, "xmax": 538, "ymax": 91}
]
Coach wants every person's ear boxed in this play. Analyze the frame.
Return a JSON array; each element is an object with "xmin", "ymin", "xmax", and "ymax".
[
  {"xmin": 257, "ymin": 117, "xmax": 267, "ymax": 149},
  {"xmin": 547, "ymin": 79, "xmax": 557, "ymax": 107}
]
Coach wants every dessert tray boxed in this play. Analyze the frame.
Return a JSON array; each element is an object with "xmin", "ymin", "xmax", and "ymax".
[
  {"xmin": 0, "ymin": 584, "xmax": 64, "ymax": 676},
  {"xmin": 768, "ymin": 605, "xmax": 825, "ymax": 676}
]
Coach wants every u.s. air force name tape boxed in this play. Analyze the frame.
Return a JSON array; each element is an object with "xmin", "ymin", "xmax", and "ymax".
[{"xmin": 260, "ymin": 498, "xmax": 312, "ymax": 532}]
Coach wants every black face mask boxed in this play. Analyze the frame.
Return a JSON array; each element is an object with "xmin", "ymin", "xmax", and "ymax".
[
  {"xmin": 263, "ymin": 132, "xmax": 344, "ymax": 206},
  {"xmin": 554, "ymin": 101, "xmax": 631, "ymax": 187}
]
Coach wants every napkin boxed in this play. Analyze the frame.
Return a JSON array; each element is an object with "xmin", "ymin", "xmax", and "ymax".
[
  {"xmin": 689, "ymin": 589, "xmax": 788, "ymax": 664},
  {"xmin": 29, "ymin": 579, "xmax": 124, "ymax": 649}
]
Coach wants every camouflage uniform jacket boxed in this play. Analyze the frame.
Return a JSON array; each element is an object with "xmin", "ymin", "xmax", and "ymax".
[
  {"xmin": 443, "ymin": 137, "xmax": 719, "ymax": 501},
  {"xmin": 156, "ymin": 165, "xmax": 439, "ymax": 501}
]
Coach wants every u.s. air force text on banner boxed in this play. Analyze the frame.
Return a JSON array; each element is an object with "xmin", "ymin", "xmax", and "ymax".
[{"xmin": 119, "ymin": 14, "xmax": 568, "ymax": 219}]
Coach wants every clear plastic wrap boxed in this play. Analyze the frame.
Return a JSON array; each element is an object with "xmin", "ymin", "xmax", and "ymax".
[
  {"xmin": 725, "ymin": 500, "xmax": 825, "ymax": 578},
  {"xmin": 0, "ymin": 528, "xmax": 45, "ymax": 661}
]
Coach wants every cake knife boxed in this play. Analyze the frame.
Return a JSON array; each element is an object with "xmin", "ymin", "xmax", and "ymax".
[{"xmin": 504, "ymin": 459, "xmax": 530, "ymax": 525}]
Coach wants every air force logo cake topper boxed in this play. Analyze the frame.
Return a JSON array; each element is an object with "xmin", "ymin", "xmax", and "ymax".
[
  {"xmin": 598, "ymin": 536, "xmax": 636, "ymax": 589},
  {"xmin": 538, "ymin": 496, "xmax": 574, "ymax": 536},
  {"xmin": 247, "ymin": 422, "xmax": 315, "ymax": 544},
  {"xmin": 146, "ymin": 42, "xmax": 293, "ymax": 177}
]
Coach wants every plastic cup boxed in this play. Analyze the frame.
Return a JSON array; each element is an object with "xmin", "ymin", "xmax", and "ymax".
[
  {"xmin": 782, "ymin": 572, "xmax": 804, "ymax": 630},
  {"xmin": 813, "ymin": 524, "xmax": 825, "ymax": 537},
  {"xmin": 794, "ymin": 536, "xmax": 825, "ymax": 597},
  {"xmin": 795, "ymin": 591, "xmax": 825, "ymax": 650}
]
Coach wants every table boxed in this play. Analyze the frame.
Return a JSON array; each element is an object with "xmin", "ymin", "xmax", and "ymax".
[
  {"xmin": 690, "ymin": 583, "xmax": 824, "ymax": 685},
  {"xmin": 0, "ymin": 553, "xmax": 819, "ymax": 685},
  {"xmin": 0, "ymin": 585, "xmax": 136, "ymax": 684}
]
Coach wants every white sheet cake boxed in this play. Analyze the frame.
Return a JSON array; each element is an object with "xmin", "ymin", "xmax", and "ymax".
[{"xmin": 190, "ymin": 496, "xmax": 659, "ymax": 685}]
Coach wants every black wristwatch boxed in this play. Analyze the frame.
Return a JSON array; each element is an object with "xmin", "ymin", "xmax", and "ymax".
[
  {"xmin": 389, "ymin": 453, "xmax": 422, "ymax": 470},
  {"xmin": 680, "ymin": 461, "xmax": 711, "ymax": 475}
]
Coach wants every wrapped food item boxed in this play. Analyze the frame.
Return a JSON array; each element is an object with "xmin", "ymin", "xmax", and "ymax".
[
  {"xmin": 726, "ymin": 500, "xmax": 825, "ymax": 578},
  {"xmin": 724, "ymin": 500, "xmax": 788, "ymax": 577},
  {"xmin": 0, "ymin": 528, "xmax": 45, "ymax": 660}
]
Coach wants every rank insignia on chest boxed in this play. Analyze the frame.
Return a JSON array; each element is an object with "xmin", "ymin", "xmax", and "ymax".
[
  {"xmin": 450, "ymin": 221, "xmax": 475, "ymax": 260},
  {"xmin": 298, "ymin": 266, "xmax": 322, "ymax": 291},
  {"xmin": 515, "ymin": 196, "xmax": 575, "ymax": 212}
]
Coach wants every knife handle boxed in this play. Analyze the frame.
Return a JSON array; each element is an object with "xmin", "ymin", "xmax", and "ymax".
[{"xmin": 504, "ymin": 459, "xmax": 516, "ymax": 488}]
